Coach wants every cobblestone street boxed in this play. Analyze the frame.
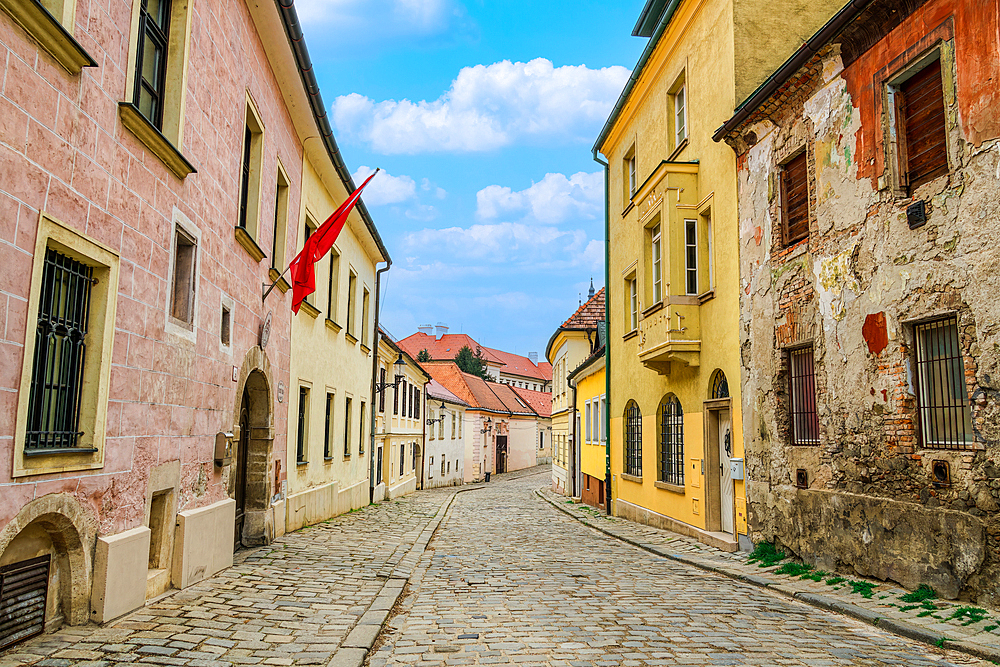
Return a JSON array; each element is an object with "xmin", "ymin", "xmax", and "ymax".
[{"xmin": 1, "ymin": 470, "xmax": 989, "ymax": 666}]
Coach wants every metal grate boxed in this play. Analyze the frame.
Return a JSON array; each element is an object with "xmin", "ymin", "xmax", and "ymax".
[
  {"xmin": 915, "ymin": 318, "xmax": 973, "ymax": 449},
  {"xmin": 624, "ymin": 401, "xmax": 642, "ymax": 477},
  {"xmin": 789, "ymin": 346, "xmax": 820, "ymax": 445},
  {"xmin": 25, "ymin": 249, "xmax": 94, "ymax": 454},
  {"xmin": 658, "ymin": 396, "xmax": 684, "ymax": 486},
  {"xmin": 0, "ymin": 555, "xmax": 50, "ymax": 651},
  {"xmin": 710, "ymin": 369, "xmax": 730, "ymax": 399}
]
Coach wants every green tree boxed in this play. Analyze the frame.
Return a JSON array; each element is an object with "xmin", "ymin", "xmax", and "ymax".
[
  {"xmin": 454, "ymin": 345, "xmax": 490, "ymax": 380},
  {"xmin": 417, "ymin": 349, "xmax": 431, "ymax": 362}
]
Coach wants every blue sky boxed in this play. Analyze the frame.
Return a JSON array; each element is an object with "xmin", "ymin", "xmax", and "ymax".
[{"xmin": 297, "ymin": 0, "xmax": 647, "ymax": 358}]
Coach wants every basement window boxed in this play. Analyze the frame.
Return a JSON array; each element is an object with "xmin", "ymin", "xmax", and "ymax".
[
  {"xmin": 914, "ymin": 318, "xmax": 973, "ymax": 449},
  {"xmin": 788, "ymin": 346, "xmax": 820, "ymax": 445}
]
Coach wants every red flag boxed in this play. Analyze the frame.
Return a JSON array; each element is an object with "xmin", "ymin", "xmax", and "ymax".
[{"xmin": 290, "ymin": 170, "xmax": 378, "ymax": 313}]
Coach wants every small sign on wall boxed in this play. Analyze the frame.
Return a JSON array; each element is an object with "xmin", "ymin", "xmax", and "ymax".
[{"xmin": 232, "ymin": 366, "xmax": 239, "ymax": 382}]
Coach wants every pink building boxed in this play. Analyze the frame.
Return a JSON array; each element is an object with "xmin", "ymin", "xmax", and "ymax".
[{"xmin": 0, "ymin": 0, "xmax": 385, "ymax": 645}]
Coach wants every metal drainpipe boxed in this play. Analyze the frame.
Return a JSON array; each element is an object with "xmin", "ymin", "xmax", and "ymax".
[
  {"xmin": 570, "ymin": 375, "xmax": 578, "ymax": 498},
  {"xmin": 594, "ymin": 153, "xmax": 612, "ymax": 515},
  {"xmin": 370, "ymin": 262, "xmax": 391, "ymax": 503}
]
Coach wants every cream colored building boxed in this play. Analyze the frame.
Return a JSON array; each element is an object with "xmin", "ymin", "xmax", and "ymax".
[
  {"xmin": 424, "ymin": 380, "xmax": 467, "ymax": 488},
  {"xmin": 285, "ymin": 155, "xmax": 388, "ymax": 532},
  {"xmin": 546, "ymin": 288, "xmax": 604, "ymax": 496},
  {"xmin": 374, "ymin": 332, "xmax": 428, "ymax": 500}
]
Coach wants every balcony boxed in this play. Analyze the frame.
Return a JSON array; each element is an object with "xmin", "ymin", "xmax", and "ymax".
[{"xmin": 637, "ymin": 301, "xmax": 701, "ymax": 375}]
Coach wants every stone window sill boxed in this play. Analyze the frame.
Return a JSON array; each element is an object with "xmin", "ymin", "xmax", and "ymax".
[
  {"xmin": 268, "ymin": 267, "xmax": 289, "ymax": 293},
  {"xmin": 697, "ymin": 289, "xmax": 715, "ymax": 305},
  {"xmin": 654, "ymin": 480, "xmax": 685, "ymax": 494},
  {"xmin": 299, "ymin": 301, "xmax": 320, "ymax": 319},
  {"xmin": 668, "ymin": 137, "xmax": 689, "ymax": 161},
  {"xmin": 0, "ymin": 0, "xmax": 97, "ymax": 74},
  {"xmin": 234, "ymin": 226, "xmax": 266, "ymax": 263},
  {"xmin": 325, "ymin": 318, "xmax": 342, "ymax": 333},
  {"xmin": 118, "ymin": 103, "xmax": 196, "ymax": 180},
  {"xmin": 621, "ymin": 473, "xmax": 642, "ymax": 484},
  {"xmin": 642, "ymin": 301, "xmax": 664, "ymax": 318},
  {"xmin": 345, "ymin": 331, "xmax": 358, "ymax": 345},
  {"xmin": 360, "ymin": 343, "xmax": 371, "ymax": 355},
  {"xmin": 296, "ymin": 460, "xmax": 308, "ymax": 467},
  {"xmin": 623, "ymin": 330, "xmax": 638, "ymax": 341},
  {"xmin": 622, "ymin": 201, "xmax": 635, "ymax": 218}
]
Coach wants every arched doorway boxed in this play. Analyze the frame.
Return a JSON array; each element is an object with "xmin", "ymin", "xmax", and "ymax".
[{"xmin": 230, "ymin": 349, "xmax": 275, "ymax": 549}]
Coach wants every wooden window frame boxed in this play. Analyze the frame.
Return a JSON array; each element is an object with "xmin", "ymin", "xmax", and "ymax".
[
  {"xmin": 888, "ymin": 52, "xmax": 949, "ymax": 194},
  {"xmin": 779, "ymin": 150, "xmax": 809, "ymax": 247},
  {"xmin": 297, "ymin": 386, "xmax": 309, "ymax": 464}
]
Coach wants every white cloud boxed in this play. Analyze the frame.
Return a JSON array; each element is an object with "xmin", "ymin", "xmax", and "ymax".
[
  {"xmin": 353, "ymin": 166, "xmax": 416, "ymax": 206},
  {"xmin": 476, "ymin": 171, "xmax": 603, "ymax": 225},
  {"xmin": 332, "ymin": 58, "xmax": 630, "ymax": 154}
]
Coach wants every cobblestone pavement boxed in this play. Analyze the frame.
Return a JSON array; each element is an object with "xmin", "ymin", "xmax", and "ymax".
[
  {"xmin": 1, "ymin": 487, "xmax": 458, "ymax": 667},
  {"xmin": 372, "ymin": 472, "xmax": 987, "ymax": 667}
]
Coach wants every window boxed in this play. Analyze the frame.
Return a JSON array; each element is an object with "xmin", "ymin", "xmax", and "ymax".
[
  {"xmin": 441, "ymin": 458, "xmax": 446, "ymax": 476},
  {"xmin": 219, "ymin": 304, "xmax": 231, "ymax": 346},
  {"xmin": 301, "ymin": 217, "xmax": 317, "ymax": 306},
  {"xmin": 133, "ymin": 0, "xmax": 171, "ymax": 129},
  {"xmin": 650, "ymin": 223, "xmax": 662, "ymax": 304},
  {"xmin": 24, "ymin": 250, "xmax": 93, "ymax": 453},
  {"xmin": 344, "ymin": 396, "xmax": 352, "ymax": 457},
  {"xmin": 892, "ymin": 57, "xmax": 948, "ymax": 192},
  {"xmin": 297, "ymin": 387, "xmax": 309, "ymax": 464},
  {"xmin": 585, "ymin": 402, "xmax": 592, "ymax": 442},
  {"xmin": 674, "ymin": 84, "xmax": 687, "ymax": 147},
  {"xmin": 624, "ymin": 401, "xmax": 642, "ymax": 477},
  {"xmin": 170, "ymin": 226, "xmax": 196, "ymax": 326},
  {"xmin": 400, "ymin": 443, "xmax": 405, "ymax": 476},
  {"xmin": 458, "ymin": 412, "xmax": 462, "ymax": 438},
  {"xmin": 379, "ymin": 367, "xmax": 386, "ymax": 413},
  {"xmin": 788, "ymin": 347, "xmax": 819, "ymax": 445},
  {"xmin": 600, "ymin": 396, "xmax": 607, "ymax": 443},
  {"xmin": 362, "ymin": 287, "xmax": 370, "ymax": 347},
  {"xmin": 327, "ymin": 250, "xmax": 340, "ymax": 324},
  {"xmin": 347, "ymin": 270, "xmax": 357, "ymax": 338},
  {"xmin": 394, "ymin": 378, "xmax": 402, "ymax": 416},
  {"xmin": 685, "ymin": 219, "xmax": 698, "ymax": 295},
  {"xmin": 359, "ymin": 401, "xmax": 365, "ymax": 454},
  {"xmin": 271, "ymin": 165, "xmax": 289, "ymax": 272},
  {"xmin": 324, "ymin": 392, "xmax": 334, "ymax": 460},
  {"xmin": 914, "ymin": 318, "xmax": 973, "ymax": 449},
  {"xmin": 376, "ymin": 447, "xmax": 383, "ymax": 484},
  {"xmin": 780, "ymin": 152, "xmax": 809, "ymax": 246},
  {"xmin": 451, "ymin": 411, "xmax": 456, "ymax": 439},
  {"xmin": 415, "ymin": 389, "xmax": 420, "ymax": 420},
  {"xmin": 624, "ymin": 147, "xmax": 636, "ymax": 205},
  {"xmin": 658, "ymin": 396, "xmax": 684, "ymax": 486},
  {"xmin": 625, "ymin": 275, "xmax": 638, "ymax": 332},
  {"xmin": 237, "ymin": 98, "xmax": 265, "ymax": 247}
]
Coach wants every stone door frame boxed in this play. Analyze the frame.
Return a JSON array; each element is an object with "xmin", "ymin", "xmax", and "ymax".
[{"xmin": 231, "ymin": 346, "xmax": 275, "ymax": 547}]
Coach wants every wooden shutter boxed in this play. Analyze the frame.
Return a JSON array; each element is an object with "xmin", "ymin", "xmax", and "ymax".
[
  {"xmin": 0, "ymin": 555, "xmax": 49, "ymax": 651},
  {"xmin": 900, "ymin": 59, "xmax": 948, "ymax": 190},
  {"xmin": 781, "ymin": 152, "xmax": 809, "ymax": 246}
]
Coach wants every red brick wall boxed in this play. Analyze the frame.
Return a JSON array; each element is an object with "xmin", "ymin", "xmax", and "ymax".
[{"xmin": 0, "ymin": 0, "xmax": 300, "ymax": 535}]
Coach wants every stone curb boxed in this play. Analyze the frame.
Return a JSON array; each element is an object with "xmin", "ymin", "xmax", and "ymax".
[
  {"xmin": 326, "ymin": 489, "xmax": 462, "ymax": 667},
  {"xmin": 535, "ymin": 489, "xmax": 1000, "ymax": 664}
]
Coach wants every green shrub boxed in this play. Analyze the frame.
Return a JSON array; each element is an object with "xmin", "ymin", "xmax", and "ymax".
[
  {"xmin": 848, "ymin": 580, "xmax": 877, "ymax": 598},
  {"xmin": 775, "ymin": 562, "xmax": 813, "ymax": 577},
  {"xmin": 747, "ymin": 542, "xmax": 786, "ymax": 568},
  {"xmin": 900, "ymin": 584, "xmax": 936, "ymax": 603},
  {"xmin": 825, "ymin": 576, "xmax": 846, "ymax": 586},
  {"xmin": 950, "ymin": 606, "xmax": 990, "ymax": 627}
]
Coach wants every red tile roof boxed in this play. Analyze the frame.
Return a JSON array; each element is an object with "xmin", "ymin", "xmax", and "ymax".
[
  {"xmin": 420, "ymin": 361, "xmax": 538, "ymax": 416},
  {"xmin": 425, "ymin": 379, "xmax": 469, "ymax": 407},
  {"xmin": 511, "ymin": 386, "xmax": 552, "ymax": 418},
  {"xmin": 561, "ymin": 287, "xmax": 605, "ymax": 329},
  {"xmin": 398, "ymin": 332, "xmax": 551, "ymax": 382}
]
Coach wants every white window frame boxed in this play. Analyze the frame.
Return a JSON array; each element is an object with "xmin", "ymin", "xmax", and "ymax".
[
  {"xmin": 685, "ymin": 218, "xmax": 698, "ymax": 295},
  {"xmin": 651, "ymin": 223, "xmax": 662, "ymax": 304},
  {"xmin": 675, "ymin": 85, "xmax": 687, "ymax": 146}
]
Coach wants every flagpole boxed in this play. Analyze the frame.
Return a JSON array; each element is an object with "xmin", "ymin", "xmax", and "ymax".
[{"xmin": 262, "ymin": 167, "xmax": 379, "ymax": 305}]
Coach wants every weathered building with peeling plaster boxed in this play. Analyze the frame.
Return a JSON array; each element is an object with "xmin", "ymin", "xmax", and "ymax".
[{"xmin": 717, "ymin": 0, "xmax": 1000, "ymax": 601}]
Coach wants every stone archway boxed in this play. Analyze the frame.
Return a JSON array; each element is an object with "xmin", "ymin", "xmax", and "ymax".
[
  {"xmin": 0, "ymin": 493, "xmax": 96, "ymax": 628},
  {"xmin": 230, "ymin": 346, "xmax": 275, "ymax": 548}
]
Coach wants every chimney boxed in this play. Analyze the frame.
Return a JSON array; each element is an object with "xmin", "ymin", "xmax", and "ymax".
[
  {"xmin": 529, "ymin": 352, "xmax": 538, "ymax": 365},
  {"xmin": 418, "ymin": 324, "xmax": 434, "ymax": 336},
  {"xmin": 435, "ymin": 322, "xmax": 449, "ymax": 340}
]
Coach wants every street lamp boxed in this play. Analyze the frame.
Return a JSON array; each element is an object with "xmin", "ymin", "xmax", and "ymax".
[
  {"xmin": 376, "ymin": 353, "xmax": 406, "ymax": 396},
  {"xmin": 480, "ymin": 417, "xmax": 493, "ymax": 434},
  {"xmin": 425, "ymin": 401, "xmax": 448, "ymax": 426}
]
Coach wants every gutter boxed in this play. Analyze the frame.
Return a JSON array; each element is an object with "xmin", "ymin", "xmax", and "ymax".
[
  {"xmin": 369, "ymin": 263, "xmax": 391, "ymax": 503},
  {"xmin": 595, "ymin": 154, "xmax": 612, "ymax": 516},
  {"xmin": 592, "ymin": 0, "xmax": 682, "ymax": 160},
  {"xmin": 275, "ymin": 0, "xmax": 391, "ymax": 264},
  {"xmin": 711, "ymin": 0, "xmax": 873, "ymax": 143}
]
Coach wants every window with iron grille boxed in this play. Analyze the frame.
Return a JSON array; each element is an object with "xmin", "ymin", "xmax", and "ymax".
[
  {"xmin": 915, "ymin": 318, "xmax": 973, "ymax": 449},
  {"xmin": 344, "ymin": 396, "xmax": 352, "ymax": 457},
  {"xmin": 710, "ymin": 369, "xmax": 730, "ymax": 399},
  {"xmin": 297, "ymin": 387, "xmax": 308, "ymax": 463},
  {"xmin": 25, "ymin": 249, "xmax": 94, "ymax": 453},
  {"xmin": 624, "ymin": 400, "xmax": 642, "ymax": 477},
  {"xmin": 894, "ymin": 58, "xmax": 948, "ymax": 192},
  {"xmin": 658, "ymin": 396, "xmax": 684, "ymax": 486},
  {"xmin": 324, "ymin": 391, "xmax": 333, "ymax": 460},
  {"xmin": 780, "ymin": 151, "xmax": 809, "ymax": 246},
  {"xmin": 134, "ymin": 0, "xmax": 171, "ymax": 129},
  {"xmin": 788, "ymin": 347, "xmax": 820, "ymax": 445}
]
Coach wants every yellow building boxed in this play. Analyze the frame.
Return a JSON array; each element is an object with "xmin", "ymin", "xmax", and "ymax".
[
  {"xmin": 568, "ymin": 347, "xmax": 607, "ymax": 511},
  {"xmin": 594, "ymin": 0, "xmax": 840, "ymax": 550},
  {"xmin": 285, "ymin": 153, "xmax": 389, "ymax": 532},
  {"xmin": 374, "ymin": 332, "xmax": 429, "ymax": 500},
  {"xmin": 546, "ymin": 287, "xmax": 604, "ymax": 496}
]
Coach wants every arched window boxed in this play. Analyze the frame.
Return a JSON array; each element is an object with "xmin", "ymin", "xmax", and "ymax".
[
  {"xmin": 624, "ymin": 400, "xmax": 642, "ymax": 477},
  {"xmin": 658, "ymin": 396, "xmax": 684, "ymax": 486},
  {"xmin": 710, "ymin": 369, "xmax": 730, "ymax": 399}
]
